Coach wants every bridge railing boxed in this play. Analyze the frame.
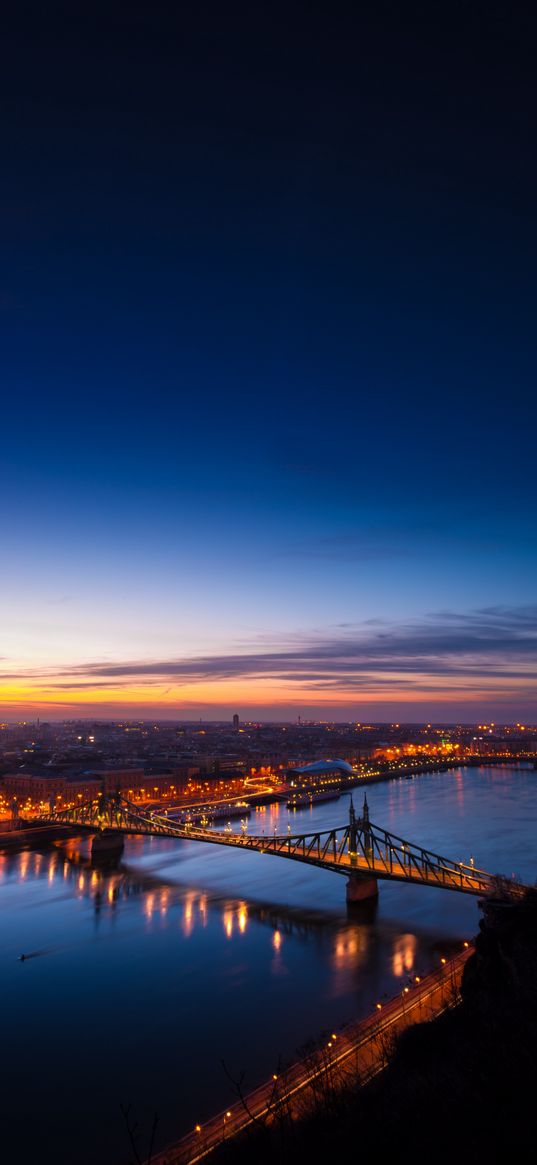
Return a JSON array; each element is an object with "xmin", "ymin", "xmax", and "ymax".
[
  {"xmin": 34, "ymin": 795, "xmax": 527, "ymax": 899},
  {"xmin": 351, "ymin": 820, "xmax": 493, "ymax": 893}
]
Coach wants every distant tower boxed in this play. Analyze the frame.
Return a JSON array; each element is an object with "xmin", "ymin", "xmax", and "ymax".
[{"xmin": 233, "ymin": 714, "xmax": 239, "ymax": 731}]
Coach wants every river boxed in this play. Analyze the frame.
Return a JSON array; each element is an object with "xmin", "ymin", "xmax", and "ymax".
[{"xmin": 1, "ymin": 764, "xmax": 536, "ymax": 1164}]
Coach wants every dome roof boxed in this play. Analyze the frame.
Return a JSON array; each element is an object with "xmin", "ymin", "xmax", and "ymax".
[{"xmin": 292, "ymin": 758, "xmax": 354, "ymax": 776}]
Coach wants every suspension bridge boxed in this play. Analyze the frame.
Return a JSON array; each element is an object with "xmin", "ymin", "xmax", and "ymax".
[{"xmin": 33, "ymin": 790, "xmax": 526, "ymax": 904}]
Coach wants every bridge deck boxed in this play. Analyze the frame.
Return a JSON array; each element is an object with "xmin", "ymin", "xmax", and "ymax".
[
  {"xmin": 32, "ymin": 795, "xmax": 527, "ymax": 900},
  {"xmin": 190, "ymin": 832, "xmax": 491, "ymax": 895}
]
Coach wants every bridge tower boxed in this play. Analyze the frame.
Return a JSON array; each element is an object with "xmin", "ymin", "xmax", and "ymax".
[
  {"xmin": 361, "ymin": 792, "xmax": 374, "ymax": 860},
  {"xmin": 346, "ymin": 791, "xmax": 378, "ymax": 906},
  {"xmin": 349, "ymin": 794, "xmax": 358, "ymax": 856},
  {"xmin": 91, "ymin": 789, "xmax": 125, "ymax": 865}
]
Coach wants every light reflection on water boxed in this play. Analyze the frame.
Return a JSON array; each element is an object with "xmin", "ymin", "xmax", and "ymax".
[
  {"xmin": 392, "ymin": 933, "xmax": 417, "ymax": 976},
  {"xmin": 1, "ymin": 765, "xmax": 536, "ymax": 1165}
]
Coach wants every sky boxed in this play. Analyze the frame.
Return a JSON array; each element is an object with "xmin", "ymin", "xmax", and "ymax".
[{"xmin": 1, "ymin": 1, "xmax": 536, "ymax": 721}]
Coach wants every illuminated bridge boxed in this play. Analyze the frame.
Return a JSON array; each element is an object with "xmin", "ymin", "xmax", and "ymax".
[{"xmin": 35, "ymin": 792, "xmax": 526, "ymax": 904}]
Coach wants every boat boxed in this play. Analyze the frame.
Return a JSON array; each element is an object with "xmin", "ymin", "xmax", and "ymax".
[
  {"xmin": 178, "ymin": 802, "xmax": 251, "ymax": 826},
  {"xmin": 202, "ymin": 802, "xmax": 250, "ymax": 820},
  {"xmin": 286, "ymin": 789, "xmax": 341, "ymax": 809}
]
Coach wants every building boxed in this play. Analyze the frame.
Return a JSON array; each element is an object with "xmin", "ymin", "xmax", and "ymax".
[
  {"xmin": 2, "ymin": 772, "xmax": 101, "ymax": 809},
  {"xmin": 286, "ymin": 758, "xmax": 356, "ymax": 788}
]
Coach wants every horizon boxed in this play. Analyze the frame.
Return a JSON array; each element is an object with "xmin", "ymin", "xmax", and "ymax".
[{"xmin": 2, "ymin": 715, "xmax": 533, "ymax": 729}]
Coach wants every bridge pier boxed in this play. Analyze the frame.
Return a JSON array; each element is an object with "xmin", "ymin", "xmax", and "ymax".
[
  {"xmin": 91, "ymin": 830, "xmax": 124, "ymax": 866},
  {"xmin": 346, "ymin": 874, "xmax": 378, "ymax": 904}
]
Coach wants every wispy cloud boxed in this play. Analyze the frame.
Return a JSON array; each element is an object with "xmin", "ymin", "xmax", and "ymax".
[{"xmin": 3, "ymin": 605, "xmax": 536, "ymax": 701}]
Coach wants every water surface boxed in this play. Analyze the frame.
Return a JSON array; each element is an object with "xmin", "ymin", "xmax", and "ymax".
[{"xmin": 1, "ymin": 765, "xmax": 535, "ymax": 1164}]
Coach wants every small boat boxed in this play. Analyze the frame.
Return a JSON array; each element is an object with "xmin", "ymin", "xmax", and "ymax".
[
  {"xmin": 178, "ymin": 802, "xmax": 251, "ymax": 826},
  {"xmin": 286, "ymin": 789, "xmax": 341, "ymax": 809}
]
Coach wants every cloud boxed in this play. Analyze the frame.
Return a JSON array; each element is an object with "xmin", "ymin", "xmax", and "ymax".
[{"xmin": 3, "ymin": 604, "xmax": 536, "ymax": 700}]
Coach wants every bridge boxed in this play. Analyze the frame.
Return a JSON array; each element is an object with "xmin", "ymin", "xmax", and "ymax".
[{"xmin": 35, "ymin": 792, "xmax": 526, "ymax": 904}]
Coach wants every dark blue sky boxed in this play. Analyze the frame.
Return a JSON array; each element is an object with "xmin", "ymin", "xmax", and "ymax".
[{"xmin": 1, "ymin": 1, "xmax": 536, "ymax": 719}]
